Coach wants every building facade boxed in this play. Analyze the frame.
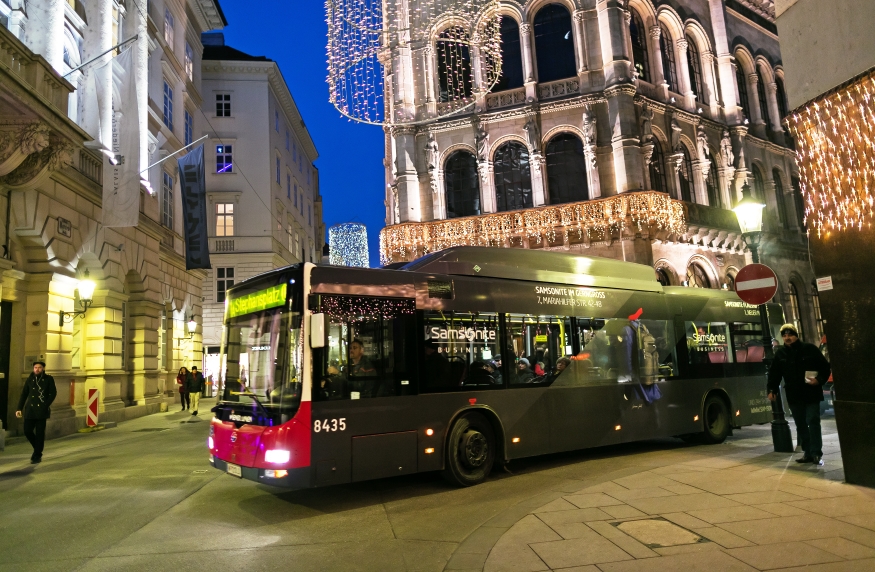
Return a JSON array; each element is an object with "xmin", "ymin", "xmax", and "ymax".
[
  {"xmin": 380, "ymin": 0, "xmax": 822, "ymax": 343},
  {"xmin": 0, "ymin": 0, "xmax": 224, "ymax": 438},
  {"xmin": 199, "ymin": 34, "xmax": 323, "ymax": 375}
]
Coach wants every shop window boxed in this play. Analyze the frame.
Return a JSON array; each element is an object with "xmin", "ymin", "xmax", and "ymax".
[
  {"xmin": 421, "ymin": 311, "xmax": 501, "ymax": 391},
  {"xmin": 314, "ymin": 296, "xmax": 416, "ymax": 400}
]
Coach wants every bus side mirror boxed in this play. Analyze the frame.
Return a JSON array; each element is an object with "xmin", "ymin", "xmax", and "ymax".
[{"xmin": 310, "ymin": 313, "xmax": 327, "ymax": 348}]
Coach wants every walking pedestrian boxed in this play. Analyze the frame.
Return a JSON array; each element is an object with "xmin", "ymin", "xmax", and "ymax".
[
  {"xmin": 187, "ymin": 365, "xmax": 205, "ymax": 416},
  {"xmin": 176, "ymin": 367, "xmax": 191, "ymax": 411},
  {"xmin": 767, "ymin": 323, "xmax": 831, "ymax": 465},
  {"xmin": 15, "ymin": 360, "xmax": 57, "ymax": 464}
]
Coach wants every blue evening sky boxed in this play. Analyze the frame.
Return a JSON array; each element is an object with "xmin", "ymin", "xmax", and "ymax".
[{"xmin": 218, "ymin": 1, "xmax": 386, "ymax": 267}]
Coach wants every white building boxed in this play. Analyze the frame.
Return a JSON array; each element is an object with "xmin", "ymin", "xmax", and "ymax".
[
  {"xmin": 0, "ymin": 0, "xmax": 224, "ymax": 438},
  {"xmin": 199, "ymin": 33, "xmax": 323, "ymax": 367},
  {"xmin": 379, "ymin": 0, "xmax": 824, "ymax": 344}
]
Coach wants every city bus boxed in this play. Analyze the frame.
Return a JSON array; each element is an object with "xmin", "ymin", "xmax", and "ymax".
[{"xmin": 208, "ymin": 246, "xmax": 782, "ymax": 489}]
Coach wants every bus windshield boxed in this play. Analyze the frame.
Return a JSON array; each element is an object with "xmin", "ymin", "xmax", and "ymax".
[{"xmin": 219, "ymin": 283, "xmax": 303, "ymax": 421}]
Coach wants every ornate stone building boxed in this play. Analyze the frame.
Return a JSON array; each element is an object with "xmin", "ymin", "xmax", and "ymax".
[
  {"xmin": 380, "ymin": 0, "xmax": 823, "ymax": 343},
  {"xmin": 0, "ymin": 0, "xmax": 225, "ymax": 438}
]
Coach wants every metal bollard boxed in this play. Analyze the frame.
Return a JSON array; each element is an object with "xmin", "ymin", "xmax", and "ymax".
[{"xmin": 770, "ymin": 390, "xmax": 795, "ymax": 453}]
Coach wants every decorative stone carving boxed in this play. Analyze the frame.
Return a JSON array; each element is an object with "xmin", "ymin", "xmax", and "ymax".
[
  {"xmin": 639, "ymin": 104, "xmax": 654, "ymax": 143},
  {"xmin": 696, "ymin": 125, "xmax": 709, "ymax": 159},
  {"xmin": 523, "ymin": 116, "xmax": 541, "ymax": 154},
  {"xmin": 676, "ymin": 38, "xmax": 689, "ymax": 53},
  {"xmin": 474, "ymin": 120, "xmax": 489, "ymax": 162},
  {"xmin": 425, "ymin": 132, "xmax": 438, "ymax": 172},
  {"xmin": 0, "ymin": 143, "xmax": 73, "ymax": 189},
  {"xmin": 669, "ymin": 151, "xmax": 684, "ymax": 173},
  {"xmin": 0, "ymin": 122, "xmax": 51, "ymax": 176},
  {"xmin": 649, "ymin": 26, "xmax": 662, "ymax": 40},
  {"xmin": 670, "ymin": 118, "xmax": 683, "ymax": 152},
  {"xmin": 720, "ymin": 129, "xmax": 735, "ymax": 168}
]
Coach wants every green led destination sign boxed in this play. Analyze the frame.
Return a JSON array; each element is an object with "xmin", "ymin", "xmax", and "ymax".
[{"xmin": 228, "ymin": 283, "xmax": 287, "ymax": 318}]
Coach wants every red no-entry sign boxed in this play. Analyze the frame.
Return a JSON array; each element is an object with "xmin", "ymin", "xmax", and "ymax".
[{"xmin": 735, "ymin": 263, "xmax": 778, "ymax": 306}]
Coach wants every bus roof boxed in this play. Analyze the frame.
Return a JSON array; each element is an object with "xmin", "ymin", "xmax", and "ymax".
[{"xmin": 399, "ymin": 246, "xmax": 663, "ymax": 293}]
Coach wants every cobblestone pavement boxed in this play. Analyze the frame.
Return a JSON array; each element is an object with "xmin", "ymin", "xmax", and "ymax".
[{"xmin": 0, "ymin": 408, "xmax": 872, "ymax": 572}]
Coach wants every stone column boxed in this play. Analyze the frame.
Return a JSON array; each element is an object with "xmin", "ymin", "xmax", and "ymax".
[
  {"xmin": 30, "ymin": 0, "xmax": 66, "ymax": 70},
  {"xmin": 127, "ymin": 299, "xmax": 162, "ymax": 405},
  {"xmin": 605, "ymin": 86, "xmax": 644, "ymax": 194},
  {"xmin": 701, "ymin": 51, "xmax": 721, "ymax": 118},
  {"xmin": 648, "ymin": 26, "xmax": 669, "ymax": 99},
  {"xmin": 480, "ymin": 161, "xmax": 496, "ymax": 213},
  {"xmin": 766, "ymin": 82, "xmax": 784, "ymax": 133},
  {"xmin": 82, "ymin": 289, "xmax": 127, "ymax": 414},
  {"xmin": 520, "ymin": 24, "xmax": 537, "ymax": 101},
  {"xmin": 531, "ymin": 153, "xmax": 547, "ymax": 206},
  {"xmin": 692, "ymin": 159, "xmax": 711, "ymax": 205},
  {"xmin": 747, "ymin": 72, "xmax": 768, "ymax": 137},
  {"xmin": 729, "ymin": 125, "xmax": 749, "ymax": 201},
  {"xmin": 676, "ymin": 38, "xmax": 696, "ymax": 110},
  {"xmin": 431, "ymin": 170, "xmax": 445, "ymax": 219},
  {"xmin": 596, "ymin": 0, "xmax": 633, "ymax": 84},
  {"xmin": 572, "ymin": 10, "xmax": 588, "ymax": 74},
  {"xmin": 392, "ymin": 127, "xmax": 422, "ymax": 222},
  {"xmin": 640, "ymin": 142, "xmax": 655, "ymax": 190},
  {"xmin": 708, "ymin": 0, "xmax": 740, "ymax": 123}
]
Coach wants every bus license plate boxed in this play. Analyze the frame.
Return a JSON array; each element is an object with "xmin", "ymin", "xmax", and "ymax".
[{"xmin": 227, "ymin": 463, "xmax": 242, "ymax": 478}]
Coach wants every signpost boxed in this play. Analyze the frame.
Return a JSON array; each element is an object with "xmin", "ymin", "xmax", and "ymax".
[
  {"xmin": 86, "ymin": 388, "xmax": 99, "ymax": 427},
  {"xmin": 735, "ymin": 263, "xmax": 794, "ymax": 453}
]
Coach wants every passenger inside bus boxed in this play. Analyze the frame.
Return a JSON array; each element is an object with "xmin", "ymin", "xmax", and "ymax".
[{"xmin": 515, "ymin": 358, "xmax": 536, "ymax": 383}]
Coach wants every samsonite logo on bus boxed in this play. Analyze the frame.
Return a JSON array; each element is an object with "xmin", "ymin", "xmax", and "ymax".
[{"xmin": 426, "ymin": 325, "xmax": 497, "ymax": 342}]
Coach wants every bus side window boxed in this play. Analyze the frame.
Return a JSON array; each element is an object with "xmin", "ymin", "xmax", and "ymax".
[
  {"xmin": 421, "ymin": 311, "xmax": 500, "ymax": 392},
  {"xmin": 315, "ymin": 295, "xmax": 415, "ymax": 400},
  {"xmin": 685, "ymin": 321, "xmax": 731, "ymax": 375},
  {"xmin": 506, "ymin": 314, "xmax": 570, "ymax": 386}
]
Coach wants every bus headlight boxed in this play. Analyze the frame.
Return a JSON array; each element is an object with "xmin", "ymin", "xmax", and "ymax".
[{"xmin": 265, "ymin": 449, "xmax": 291, "ymax": 464}]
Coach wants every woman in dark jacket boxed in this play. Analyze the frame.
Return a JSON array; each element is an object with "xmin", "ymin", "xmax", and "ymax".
[{"xmin": 177, "ymin": 367, "xmax": 190, "ymax": 411}]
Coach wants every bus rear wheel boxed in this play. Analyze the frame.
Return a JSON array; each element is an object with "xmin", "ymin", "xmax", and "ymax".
[
  {"xmin": 442, "ymin": 412, "xmax": 496, "ymax": 487},
  {"xmin": 702, "ymin": 395, "xmax": 731, "ymax": 444}
]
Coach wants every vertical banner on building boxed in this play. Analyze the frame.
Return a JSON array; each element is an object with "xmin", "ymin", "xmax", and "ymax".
[
  {"xmin": 178, "ymin": 145, "xmax": 211, "ymax": 270},
  {"xmin": 103, "ymin": 46, "xmax": 141, "ymax": 227}
]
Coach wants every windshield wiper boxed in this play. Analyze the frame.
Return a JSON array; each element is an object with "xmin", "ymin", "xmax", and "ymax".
[{"xmin": 230, "ymin": 391, "xmax": 271, "ymax": 418}]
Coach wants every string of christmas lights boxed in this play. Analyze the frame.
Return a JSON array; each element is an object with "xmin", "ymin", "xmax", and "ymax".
[
  {"xmin": 329, "ymin": 223, "xmax": 370, "ymax": 267},
  {"xmin": 326, "ymin": 0, "xmax": 502, "ymax": 126},
  {"xmin": 321, "ymin": 295, "xmax": 416, "ymax": 321},
  {"xmin": 787, "ymin": 69, "xmax": 875, "ymax": 236},
  {"xmin": 379, "ymin": 191, "xmax": 687, "ymax": 264}
]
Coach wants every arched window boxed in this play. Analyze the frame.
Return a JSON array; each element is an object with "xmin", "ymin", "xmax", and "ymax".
[
  {"xmin": 686, "ymin": 35, "xmax": 705, "ymax": 103},
  {"xmin": 773, "ymin": 169, "xmax": 788, "ymax": 228},
  {"xmin": 725, "ymin": 271, "xmax": 736, "ymax": 291},
  {"xmin": 494, "ymin": 17, "xmax": 524, "ymax": 91},
  {"xmin": 493, "ymin": 142, "xmax": 533, "ymax": 211},
  {"xmin": 751, "ymin": 165, "xmax": 765, "ymax": 200},
  {"xmin": 533, "ymin": 4, "xmax": 576, "ymax": 83},
  {"xmin": 678, "ymin": 145, "xmax": 694, "ymax": 202},
  {"xmin": 756, "ymin": 66, "xmax": 770, "ymax": 126},
  {"xmin": 545, "ymin": 134, "xmax": 588, "ymax": 204},
  {"xmin": 659, "ymin": 25, "xmax": 678, "ymax": 92},
  {"xmin": 736, "ymin": 63, "xmax": 751, "ymax": 120},
  {"xmin": 444, "ymin": 151, "xmax": 480, "ymax": 218},
  {"xmin": 787, "ymin": 282, "xmax": 805, "ymax": 340},
  {"xmin": 437, "ymin": 27, "xmax": 472, "ymax": 103},
  {"xmin": 706, "ymin": 153, "xmax": 720, "ymax": 207},
  {"xmin": 649, "ymin": 139, "xmax": 668, "ymax": 195},
  {"xmin": 791, "ymin": 176, "xmax": 805, "ymax": 229},
  {"xmin": 776, "ymin": 76, "xmax": 789, "ymax": 121},
  {"xmin": 811, "ymin": 281, "xmax": 825, "ymax": 340},
  {"xmin": 630, "ymin": 10, "xmax": 651, "ymax": 82},
  {"xmin": 686, "ymin": 262, "xmax": 712, "ymax": 288},
  {"xmin": 655, "ymin": 267, "xmax": 672, "ymax": 286}
]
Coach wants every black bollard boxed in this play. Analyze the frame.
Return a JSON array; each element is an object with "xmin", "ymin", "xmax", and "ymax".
[{"xmin": 770, "ymin": 392, "xmax": 795, "ymax": 453}]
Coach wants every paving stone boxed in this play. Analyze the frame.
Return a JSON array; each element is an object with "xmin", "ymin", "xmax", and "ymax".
[
  {"xmin": 483, "ymin": 515, "xmax": 556, "ymax": 572},
  {"xmin": 753, "ymin": 502, "xmax": 814, "ymax": 517},
  {"xmin": 624, "ymin": 492, "xmax": 742, "ymax": 515},
  {"xmin": 837, "ymin": 514, "xmax": 875, "ymax": 533},
  {"xmin": 725, "ymin": 541, "xmax": 845, "ymax": 570},
  {"xmin": 551, "ymin": 566, "xmax": 600, "ymax": 572},
  {"xmin": 456, "ymin": 526, "xmax": 508, "ymax": 554},
  {"xmin": 533, "ymin": 498, "xmax": 579, "ymax": 513},
  {"xmin": 614, "ymin": 519, "xmax": 702, "ymax": 548},
  {"xmin": 529, "ymin": 536, "xmax": 633, "ymax": 569},
  {"xmin": 691, "ymin": 527, "xmax": 755, "ymax": 548},
  {"xmin": 536, "ymin": 507, "xmax": 613, "ymax": 526},
  {"xmin": 595, "ymin": 549, "xmax": 758, "ymax": 572},
  {"xmin": 686, "ymin": 505, "xmax": 777, "ymax": 524},
  {"xmin": 653, "ymin": 542, "xmax": 724, "ymax": 556},
  {"xmin": 563, "ymin": 493, "xmax": 626, "ymax": 509},
  {"xmin": 661, "ymin": 483, "xmax": 705, "ymax": 495},
  {"xmin": 587, "ymin": 520, "xmax": 660, "ymax": 558},
  {"xmin": 723, "ymin": 490, "xmax": 806, "ymax": 505},
  {"xmin": 612, "ymin": 473, "xmax": 681, "ymax": 490},
  {"xmin": 601, "ymin": 504, "xmax": 648, "ymax": 519},
  {"xmin": 660, "ymin": 512, "xmax": 713, "ymax": 530},
  {"xmin": 810, "ymin": 537, "xmax": 875, "ymax": 560},
  {"xmin": 549, "ymin": 522, "xmax": 605, "ymax": 540},
  {"xmin": 766, "ymin": 557, "xmax": 875, "ymax": 572},
  {"xmin": 787, "ymin": 496, "xmax": 875, "ymax": 518},
  {"xmin": 446, "ymin": 551, "xmax": 489, "ymax": 570}
]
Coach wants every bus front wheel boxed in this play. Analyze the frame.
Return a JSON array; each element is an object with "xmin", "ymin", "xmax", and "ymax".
[
  {"xmin": 702, "ymin": 395, "xmax": 730, "ymax": 444},
  {"xmin": 442, "ymin": 412, "xmax": 496, "ymax": 487}
]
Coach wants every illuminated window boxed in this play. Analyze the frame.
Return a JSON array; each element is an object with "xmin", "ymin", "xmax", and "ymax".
[
  {"xmin": 216, "ymin": 203, "xmax": 234, "ymax": 237},
  {"xmin": 164, "ymin": 8, "xmax": 174, "ymax": 47},
  {"xmin": 216, "ymin": 145, "xmax": 232, "ymax": 173},
  {"xmin": 184, "ymin": 42, "xmax": 194, "ymax": 81}
]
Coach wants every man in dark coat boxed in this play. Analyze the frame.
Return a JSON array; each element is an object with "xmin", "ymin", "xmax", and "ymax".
[
  {"xmin": 15, "ymin": 360, "xmax": 57, "ymax": 464},
  {"xmin": 767, "ymin": 323, "xmax": 831, "ymax": 465},
  {"xmin": 187, "ymin": 365, "xmax": 206, "ymax": 416}
]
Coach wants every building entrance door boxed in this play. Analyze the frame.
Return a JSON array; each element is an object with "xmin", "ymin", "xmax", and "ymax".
[{"xmin": 0, "ymin": 301, "xmax": 11, "ymax": 432}]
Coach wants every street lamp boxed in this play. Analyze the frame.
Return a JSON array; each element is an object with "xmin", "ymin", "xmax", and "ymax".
[
  {"xmin": 732, "ymin": 182, "xmax": 794, "ymax": 453},
  {"xmin": 187, "ymin": 315, "xmax": 198, "ymax": 339},
  {"xmin": 59, "ymin": 270, "xmax": 96, "ymax": 326}
]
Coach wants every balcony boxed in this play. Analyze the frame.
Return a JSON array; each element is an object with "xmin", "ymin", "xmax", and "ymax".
[
  {"xmin": 486, "ymin": 87, "xmax": 526, "ymax": 111},
  {"xmin": 209, "ymin": 235, "xmax": 274, "ymax": 254},
  {"xmin": 537, "ymin": 77, "xmax": 580, "ymax": 101},
  {"xmin": 379, "ymin": 191, "xmax": 686, "ymax": 265}
]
